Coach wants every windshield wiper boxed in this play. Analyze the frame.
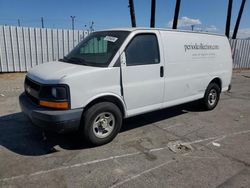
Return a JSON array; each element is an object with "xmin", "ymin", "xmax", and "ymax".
[
  {"xmin": 67, "ymin": 57, "xmax": 90, "ymax": 65},
  {"xmin": 59, "ymin": 56, "xmax": 104, "ymax": 67},
  {"xmin": 59, "ymin": 56, "xmax": 89, "ymax": 65},
  {"xmin": 59, "ymin": 56, "xmax": 70, "ymax": 63}
]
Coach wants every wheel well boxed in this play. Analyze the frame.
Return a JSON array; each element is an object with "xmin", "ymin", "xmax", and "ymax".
[
  {"xmin": 84, "ymin": 96, "xmax": 125, "ymax": 117},
  {"xmin": 210, "ymin": 78, "xmax": 222, "ymax": 91}
]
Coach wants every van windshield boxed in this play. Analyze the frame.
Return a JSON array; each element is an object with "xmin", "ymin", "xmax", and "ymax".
[{"xmin": 60, "ymin": 31, "xmax": 130, "ymax": 67}]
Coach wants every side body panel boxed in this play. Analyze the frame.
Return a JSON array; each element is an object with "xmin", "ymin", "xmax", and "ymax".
[
  {"xmin": 61, "ymin": 67, "xmax": 123, "ymax": 110},
  {"xmin": 27, "ymin": 62, "xmax": 125, "ymax": 114},
  {"xmin": 160, "ymin": 31, "xmax": 232, "ymax": 108}
]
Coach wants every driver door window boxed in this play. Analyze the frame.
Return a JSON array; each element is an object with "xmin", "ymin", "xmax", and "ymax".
[{"xmin": 125, "ymin": 34, "xmax": 160, "ymax": 66}]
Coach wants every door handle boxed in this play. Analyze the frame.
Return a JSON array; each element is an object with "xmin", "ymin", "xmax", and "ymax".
[{"xmin": 160, "ymin": 66, "xmax": 164, "ymax": 77}]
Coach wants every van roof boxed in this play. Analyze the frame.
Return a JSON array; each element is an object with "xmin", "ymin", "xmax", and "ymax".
[{"xmin": 99, "ymin": 27, "xmax": 225, "ymax": 37}]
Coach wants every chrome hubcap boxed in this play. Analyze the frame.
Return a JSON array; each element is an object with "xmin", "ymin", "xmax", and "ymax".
[
  {"xmin": 92, "ymin": 112, "xmax": 115, "ymax": 138},
  {"xmin": 208, "ymin": 89, "xmax": 217, "ymax": 106}
]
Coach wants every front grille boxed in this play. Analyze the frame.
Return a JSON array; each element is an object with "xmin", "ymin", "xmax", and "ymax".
[
  {"xmin": 25, "ymin": 76, "xmax": 41, "ymax": 104},
  {"xmin": 25, "ymin": 77, "xmax": 41, "ymax": 91},
  {"xmin": 26, "ymin": 92, "xmax": 39, "ymax": 104}
]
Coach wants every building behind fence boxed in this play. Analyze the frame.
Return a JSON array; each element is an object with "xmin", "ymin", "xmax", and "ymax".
[{"xmin": 0, "ymin": 25, "xmax": 250, "ymax": 72}]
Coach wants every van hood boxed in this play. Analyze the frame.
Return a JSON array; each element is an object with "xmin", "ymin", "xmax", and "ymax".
[{"xmin": 27, "ymin": 61, "xmax": 100, "ymax": 84}]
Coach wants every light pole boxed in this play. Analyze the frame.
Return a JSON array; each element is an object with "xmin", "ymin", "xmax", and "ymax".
[
  {"xmin": 41, "ymin": 17, "xmax": 44, "ymax": 28},
  {"xmin": 70, "ymin": 16, "xmax": 76, "ymax": 30}
]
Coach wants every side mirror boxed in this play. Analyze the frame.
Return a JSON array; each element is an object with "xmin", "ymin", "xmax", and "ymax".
[{"xmin": 120, "ymin": 52, "xmax": 126, "ymax": 66}]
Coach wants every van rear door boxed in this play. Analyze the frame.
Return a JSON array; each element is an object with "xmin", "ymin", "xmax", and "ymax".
[{"xmin": 121, "ymin": 31, "xmax": 164, "ymax": 116}]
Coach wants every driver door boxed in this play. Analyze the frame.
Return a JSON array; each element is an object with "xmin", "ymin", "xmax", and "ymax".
[{"xmin": 121, "ymin": 32, "xmax": 165, "ymax": 116}]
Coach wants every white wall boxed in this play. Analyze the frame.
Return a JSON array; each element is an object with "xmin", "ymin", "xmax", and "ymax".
[
  {"xmin": 0, "ymin": 25, "xmax": 89, "ymax": 72},
  {"xmin": 230, "ymin": 39, "xmax": 250, "ymax": 69},
  {"xmin": 0, "ymin": 26, "xmax": 249, "ymax": 72}
]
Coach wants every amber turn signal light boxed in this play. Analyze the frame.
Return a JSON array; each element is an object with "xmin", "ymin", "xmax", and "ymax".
[{"xmin": 39, "ymin": 100, "xmax": 69, "ymax": 109}]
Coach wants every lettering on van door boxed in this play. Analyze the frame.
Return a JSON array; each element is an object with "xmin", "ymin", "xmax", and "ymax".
[
  {"xmin": 184, "ymin": 43, "xmax": 219, "ymax": 52},
  {"xmin": 184, "ymin": 43, "xmax": 219, "ymax": 59}
]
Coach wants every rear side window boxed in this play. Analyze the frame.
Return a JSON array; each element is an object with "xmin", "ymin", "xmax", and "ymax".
[{"xmin": 125, "ymin": 34, "xmax": 160, "ymax": 66}]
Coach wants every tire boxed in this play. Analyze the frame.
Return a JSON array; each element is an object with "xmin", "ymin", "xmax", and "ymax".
[
  {"xmin": 202, "ymin": 82, "xmax": 220, "ymax": 110},
  {"xmin": 81, "ymin": 102, "xmax": 122, "ymax": 146}
]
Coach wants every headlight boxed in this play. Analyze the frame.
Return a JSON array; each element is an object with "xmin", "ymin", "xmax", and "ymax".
[
  {"xmin": 51, "ymin": 87, "xmax": 68, "ymax": 99},
  {"xmin": 52, "ymin": 87, "xmax": 57, "ymax": 98},
  {"xmin": 40, "ymin": 86, "xmax": 69, "ymax": 100},
  {"xmin": 39, "ymin": 85, "xmax": 70, "ymax": 109}
]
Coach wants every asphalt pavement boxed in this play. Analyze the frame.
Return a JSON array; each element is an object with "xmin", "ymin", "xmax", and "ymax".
[{"xmin": 0, "ymin": 71, "xmax": 250, "ymax": 188}]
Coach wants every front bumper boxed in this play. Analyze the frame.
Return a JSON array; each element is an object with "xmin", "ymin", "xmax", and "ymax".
[{"xmin": 19, "ymin": 93, "xmax": 83, "ymax": 133}]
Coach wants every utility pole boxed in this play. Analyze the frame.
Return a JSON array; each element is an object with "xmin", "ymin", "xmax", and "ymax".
[
  {"xmin": 70, "ymin": 16, "xmax": 76, "ymax": 30},
  {"xmin": 150, "ymin": 0, "xmax": 156, "ymax": 28},
  {"xmin": 172, "ymin": 0, "xmax": 181, "ymax": 29},
  {"xmin": 232, "ymin": 0, "xmax": 246, "ymax": 39},
  {"xmin": 128, "ymin": 0, "xmax": 136, "ymax": 27},
  {"xmin": 225, "ymin": 0, "xmax": 233, "ymax": 38},
  {"xmin": 90, "ymin": 21, "xmax": 94, "ymax": 32},
  {"xmin": 191, "ymin": 25, "xmax": 194, "ymax": 31},
  {"xmin": 41, "ymin": 17, "xmax": 44, "ymax": 28},
  {"xmin": 17, "ymin": 19, "xmax": 21, "ymax": 27}
]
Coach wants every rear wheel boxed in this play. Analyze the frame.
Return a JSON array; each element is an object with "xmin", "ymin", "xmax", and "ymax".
[
  {"xmin": 81, "ymin": 102, "xmax": 122, "ymax": 146},
  {"xmin": 202, "ymin": 83, "xmax": 220, "ymax": 110}
]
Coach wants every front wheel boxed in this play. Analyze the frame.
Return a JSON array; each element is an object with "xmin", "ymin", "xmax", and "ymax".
[
  {"xmin": 202, "ymin": 83, "xmax": 220, "ymax": 110},
  {"xmin": 81, "ymin": 102, "xmax": 122, "ymax": 146}
]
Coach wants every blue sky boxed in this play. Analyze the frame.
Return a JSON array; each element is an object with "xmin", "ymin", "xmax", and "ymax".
[{"xmin": 0, "ymin": 0, "xmax": 249, "ymax": 37}]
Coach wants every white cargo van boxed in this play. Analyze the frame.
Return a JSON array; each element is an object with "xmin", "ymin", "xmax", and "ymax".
[{"xmin": 19, "ymin": 28, "xmax": 232, "ymax": 145}]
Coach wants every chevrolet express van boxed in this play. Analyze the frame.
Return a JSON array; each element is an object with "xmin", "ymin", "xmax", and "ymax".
[{"xmin": 19, "ymin": 28, "xmax": 232, "ymax": 145}]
